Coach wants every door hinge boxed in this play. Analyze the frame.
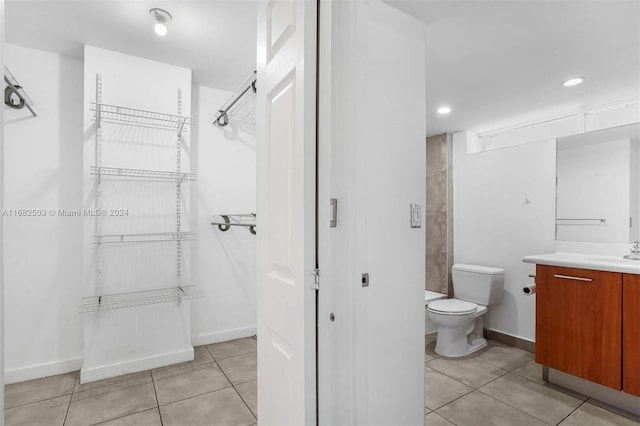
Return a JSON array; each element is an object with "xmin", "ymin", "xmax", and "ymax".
[{"xmin": 312, "ymin": 268, "xmax": 320, "ymax": 291}]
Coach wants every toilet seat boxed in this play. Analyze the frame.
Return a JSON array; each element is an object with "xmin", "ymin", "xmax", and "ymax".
[{"xmin": 428, "ymin": 299, "xmax": 477, "ymax": 315}]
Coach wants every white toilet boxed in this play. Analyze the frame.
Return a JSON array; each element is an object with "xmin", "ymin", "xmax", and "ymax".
[{"xmin": 427, "ymin": 264, "xmax": 504, "ymax": 357}]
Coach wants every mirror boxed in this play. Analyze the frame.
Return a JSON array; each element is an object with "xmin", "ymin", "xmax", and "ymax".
[{"xmin": 556, "ymin": 123, "xmax": 640, "ymax": 243}]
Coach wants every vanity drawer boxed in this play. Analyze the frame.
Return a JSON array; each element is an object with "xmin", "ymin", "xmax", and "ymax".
[{"xmin": 535, "ymin": 265, "xmax": 622, "ymax": 390}]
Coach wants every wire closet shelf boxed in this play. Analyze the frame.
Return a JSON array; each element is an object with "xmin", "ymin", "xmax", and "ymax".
[
  {"xmin": 82, "ymin": 74, "xmax": 202, "ymax": 314},
  {"xmin": 91, "ymin": 102, "xmax": 195, "ymax": 133},
  {"xmin": 93, "ymin": 232, "xmax": 197, "ymax": 244},
  {"xmin": 78, "ymin": 285, "xmax": 204, "ymax": 313},
  {"xmin": 91, "ymin": 166, "xmax": 196, "ymax": 182}
]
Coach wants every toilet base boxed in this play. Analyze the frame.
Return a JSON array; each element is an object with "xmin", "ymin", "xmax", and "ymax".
[
  {"xmin": 468, "ymin": 337, "xmax": 487, "ymax": 354},
  {"xmin": 433, "ymin": 316, "xmax": 487, "ymax": 358}
]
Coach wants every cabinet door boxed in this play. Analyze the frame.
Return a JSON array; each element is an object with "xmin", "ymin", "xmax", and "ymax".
[
  {"xmin": 536, "ymin": 265, "xmax": 622, "ymax": 390},
  {"xmin": 623, "ymin": 273, "xmax": 640, "ymax": 396}
]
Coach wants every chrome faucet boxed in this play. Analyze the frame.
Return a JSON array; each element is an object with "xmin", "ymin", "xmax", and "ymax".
[{"xmin": 624, "ymin": 241, "xmax": 640, "ymax": 260}]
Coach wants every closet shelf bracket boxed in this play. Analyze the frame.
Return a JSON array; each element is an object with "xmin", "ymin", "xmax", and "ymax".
[
  {"xmin": 211, "ymin": 213, "xmax": 256, "ymax": 235},
  {"xmin": 213, "ymin": 71, "xmax": 256, "ymax": 127}
]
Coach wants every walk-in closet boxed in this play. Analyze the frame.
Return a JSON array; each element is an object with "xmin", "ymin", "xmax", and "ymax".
[{"xmin": 2, "ymin": 2, "xmax": 259, "ymax": 424}]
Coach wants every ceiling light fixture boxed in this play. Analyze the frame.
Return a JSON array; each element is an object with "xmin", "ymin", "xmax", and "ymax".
[
  {"xmin": 562, "ymin": 77, "xmax": 584, "ymax": 87},
  {"xmin": 437, "ymin": 106, "xmax": 452, "ymax": 115},
  {"xmin": 149, "ymin": 8, "xmax": 172, "ymax": 37}
]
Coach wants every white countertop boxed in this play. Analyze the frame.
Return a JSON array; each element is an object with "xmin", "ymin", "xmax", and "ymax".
[{"xmin": 523, "ymin": 252, "xmax": 640, "ymax": 274}]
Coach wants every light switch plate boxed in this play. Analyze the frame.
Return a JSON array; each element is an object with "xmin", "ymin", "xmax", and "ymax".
[{"xmin": 410, "ymin": 204, "xmax": 421, "ymax": 228}]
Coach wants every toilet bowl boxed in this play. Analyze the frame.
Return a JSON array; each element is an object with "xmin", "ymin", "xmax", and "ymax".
[
  {"xmin": 427, "ymin": 299, "xmax": 488, "ymax": 357},
  {"xmin": 425, "ymin": 290, "xmax": 447, "ymax": 335},
  {"xmin": 427, "ymin": 264, "xmax": 504, "ymax": 358}
]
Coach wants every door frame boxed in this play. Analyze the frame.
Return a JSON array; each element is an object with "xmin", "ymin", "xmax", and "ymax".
[{"xmin": 0, "ymin": 0, "xmax": 6, "ymax": 422}]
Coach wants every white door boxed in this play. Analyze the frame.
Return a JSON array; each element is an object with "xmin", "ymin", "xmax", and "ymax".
[
  {"xmin": 256, "ymin": 0, "xmax": 317, "ymax": 425},
  {"xmin": 318, "ymin": 1, "xmax": 426, "ymax": 424},
  {"xmin": 0, "ymin": 0, "xmax": 6, "ymax": 423}
]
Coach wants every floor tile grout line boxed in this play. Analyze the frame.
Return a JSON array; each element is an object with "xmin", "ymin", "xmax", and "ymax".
[
  {"xmin": 146, "ymin": 342, "xmax": 255, "ymax": 417},
  {"xmin": 426, "ymin": 361, "xmax": 509, "ymax": 390},
  {"xmin": 4, "ymin": 373, "xmax": 78, "ymax": 411},
  {"xmin": 151, "ymin": 359, "xmax": 218, "ymax": 382},
  {"xmin": 62, "ymin": 370, "xmax": 78, "ymax": 426},
  {"xmin": 72, "ymin": 372, "xmax": 152, "ymax": 396},
  {"xmin": 554, "ymin": 399, "xmax": 587, "ymax": 426},
  {"xmin": 154, "ymin": 383, "xmax": 235, "ymax": 409},
  {"xmin": 215, "ymin": 353, "xmax": 258, "ymax": 420},
  {"xmin": 427, "ymin": 387, "xmax": 475, "ymax": 412},
  {"xmin": 4, "ymin": 392, "xmax": 74, "ymax": 411},
  {"xmin": 87, "ymin": 408, "xmax": 160, "ymax": 426},
  {"xmin": 474, "ymin": 387, "xmax": 557, "ymax": 425},
  {"xmin": 427, "ymin": 410, "xmax": 459, "ymax": 426},
  {"xmin": 203, "ymin": 343, "xmax": 216, "ymax": 362},
  {"xmin": 584, "ymin": 398, "xmax": 640, "ymax": 423},
  {"xmin": 150, "ymin": 369, "xmax": 164, "ymax": 426},
  {"xmin": 204, "ymin": 342, "xmax": 257, "ymax": 420},
  {"xmin": 211, "ymin": 350, "xmax": 258, "ymax": 364}
]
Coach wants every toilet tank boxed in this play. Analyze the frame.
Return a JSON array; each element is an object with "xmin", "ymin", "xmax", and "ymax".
[{"xmin": 452, "ymin": 264, "xmax": 504, "ymax": 306}]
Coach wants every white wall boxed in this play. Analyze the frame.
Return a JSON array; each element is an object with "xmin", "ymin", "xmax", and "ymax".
[
  {"xmin": 3, "ymin": 44, "xmax": 85, "ymax": 383},
  {"xmin": 190, "ymin": 84, "xmax": 256, "ymax": 345},
  {"xmin": 453, "ymin": 133, "xmax": 556, "ymax": 341},
  {"xmin": 319, "ymin": 1, "xmax": 426, "ymax": 424}
]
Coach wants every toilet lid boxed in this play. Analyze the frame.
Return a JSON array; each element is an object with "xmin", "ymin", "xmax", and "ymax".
[{"xmin": 428, "ymin": 299, "xmax": 477, "ymax": 315}]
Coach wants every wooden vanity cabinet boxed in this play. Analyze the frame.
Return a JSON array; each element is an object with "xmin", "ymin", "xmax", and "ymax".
[
  {"xmin": 623, "ymin": 273, "xmax": 640, "ymax": 396},
  {"xmin": 535, "ymin": 265, "xmax": 622, "ymax": 390}
]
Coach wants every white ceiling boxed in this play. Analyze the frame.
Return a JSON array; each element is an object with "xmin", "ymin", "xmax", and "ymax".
[
  {"xmin": 5, "ymin": 1, "xmax": 640, "ymax": 136},
  {"xmin": 385, "ymin": 0, "xmax": 640, "ymax": 136},
  {"xmin": 4, "ymin": 0, "xmax": 258, "ymax": 90}
]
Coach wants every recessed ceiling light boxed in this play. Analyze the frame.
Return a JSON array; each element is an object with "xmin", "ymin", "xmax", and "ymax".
[
  {"xmin": 562, "ymin": 77, "xmax": 584, "ymax": 87},
  {"xmin": 437, "ymin": 106, "xmax": 452, "ymax": 115},
  {"xmin": 149, "ymin": 8, "xmax": 172, "ymax": 37}
]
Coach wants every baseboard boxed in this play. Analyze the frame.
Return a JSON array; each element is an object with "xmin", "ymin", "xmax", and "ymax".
[
  {"xmin": 484, "ymin": 329, "xmax": 535, "ymax": 353},
  {"xmin": 191, "ymin": 326, "xmax": 257, "ymax": 347},
  {"xmin": 5, "ymin": 357, "xmax": 84, "ymax": 385},
  {"xmin": 80, "ymin": 347, "xmax": 194, "ymax": 384},
  {"xmin": 4, "ymin": 327, "xmax": 257, "ymax": 385}
]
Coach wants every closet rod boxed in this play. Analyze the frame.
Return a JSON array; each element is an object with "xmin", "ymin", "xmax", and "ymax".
[
  {"xmin": 4, "ymin": 66, "xmax": 37, "ymax": 117},
  {"xmin": 213, "ymin": 71, "xmax": 256, "ymax": 127}
]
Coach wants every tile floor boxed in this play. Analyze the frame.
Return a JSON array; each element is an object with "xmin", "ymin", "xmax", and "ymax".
[
  {"xmin": 425, "ymin": 334, "xmax": 640, "ymax": 426},
  {"xmin": 4, "ymin": 334, "xmax": 639, "ymax": 426},
  {"xmin": 4, "ymin": 337, "xmax": 257, "ymax": 426}
]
